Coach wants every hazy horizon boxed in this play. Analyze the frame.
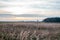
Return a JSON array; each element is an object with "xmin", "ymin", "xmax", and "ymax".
[{"xmin": 0, "ymin": 0, "xmax": 60, "ymax": 21}]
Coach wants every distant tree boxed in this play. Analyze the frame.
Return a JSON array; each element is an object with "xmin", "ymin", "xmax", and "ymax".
[{"xmin": 43, "ymin": 17, "xmax": 60, "ymax": 23}]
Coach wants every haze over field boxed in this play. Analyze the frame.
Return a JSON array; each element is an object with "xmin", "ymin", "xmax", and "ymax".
[
  {"xmin": 0, "ymin": 0, "xmax": 60, "ymax": 40},
  {"xmin": 0, "ymin": 0, "xmax": 60, "ymax": 21}
]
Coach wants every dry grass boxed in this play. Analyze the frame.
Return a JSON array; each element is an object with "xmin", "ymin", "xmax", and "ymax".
[{"xmin": 0, "ymin": 22, "xmax": 60, "ymax": 40}]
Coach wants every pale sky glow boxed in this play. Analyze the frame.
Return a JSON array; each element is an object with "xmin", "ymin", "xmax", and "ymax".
[{"xmin": 0, "ymin": 0, "xmax": 60, "ymax": 21}]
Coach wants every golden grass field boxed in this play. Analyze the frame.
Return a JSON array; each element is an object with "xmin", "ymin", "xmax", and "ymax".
[{"xmin": 0, "ymin": 22, "xmax": 60, "ymax": 40}]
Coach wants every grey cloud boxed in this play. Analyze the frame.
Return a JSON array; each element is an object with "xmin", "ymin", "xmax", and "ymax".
[
  {"xmin": 15, "ymin": 14, "xmax": 46, "ymax": 17},
  {"xmin": 29, "ymin": 4, "xmax": 60, "ymax": 10},
  {"xmin": 0, "ymin": 14, "xmax": 14, "ymax": 17},
  {"xmin": 0, "ymin": 14, "xmax": 46, "ymax": 17},
  {"xmin": 0, "ymin": 0, "xmax": 60, "ymax": 1},
  {"xmin": 0, "ymin": 13, "xmax": 59, "ymax": 18},
  {"xmin": 28, "ymin": 0, "xmax": 60, "ymax": 10},
  {"xmin": 0, "ymin": 3, "xmax": 8, "ymax": 8},
  {"xmin": 0, "ymin": 5, "xmax": 7, "ymax": 8}
]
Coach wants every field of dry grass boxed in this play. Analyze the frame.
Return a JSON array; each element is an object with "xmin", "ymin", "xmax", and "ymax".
[{"xmin": 0, "ymin": 22, "xmax": 60, "ymax": 40}]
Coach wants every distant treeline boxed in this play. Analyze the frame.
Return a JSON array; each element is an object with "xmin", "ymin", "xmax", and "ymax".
[{"xmin": 43, "ymin": 17, "xmax": 60, "ymax": 23}]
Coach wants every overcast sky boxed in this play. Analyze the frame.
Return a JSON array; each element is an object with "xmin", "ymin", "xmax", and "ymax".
[{"xmin": 0, "ymin": 0, "xmax": 60, "ymax": 21}]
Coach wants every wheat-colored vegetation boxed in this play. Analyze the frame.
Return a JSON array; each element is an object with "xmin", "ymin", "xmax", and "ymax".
[{"xmin": 0, "ymin": 22, "xmax": 60, "ymax": 40}]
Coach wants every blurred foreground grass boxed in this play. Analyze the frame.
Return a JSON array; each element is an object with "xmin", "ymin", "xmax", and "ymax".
[{"xmin": 0, "ymin": 22, "xmax": 60, "ymax": 40}]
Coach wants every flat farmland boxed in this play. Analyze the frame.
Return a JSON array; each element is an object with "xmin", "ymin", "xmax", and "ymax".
[{"xmin": 0, "ymin": 22, "xmax": 60, "ymax": 40}]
